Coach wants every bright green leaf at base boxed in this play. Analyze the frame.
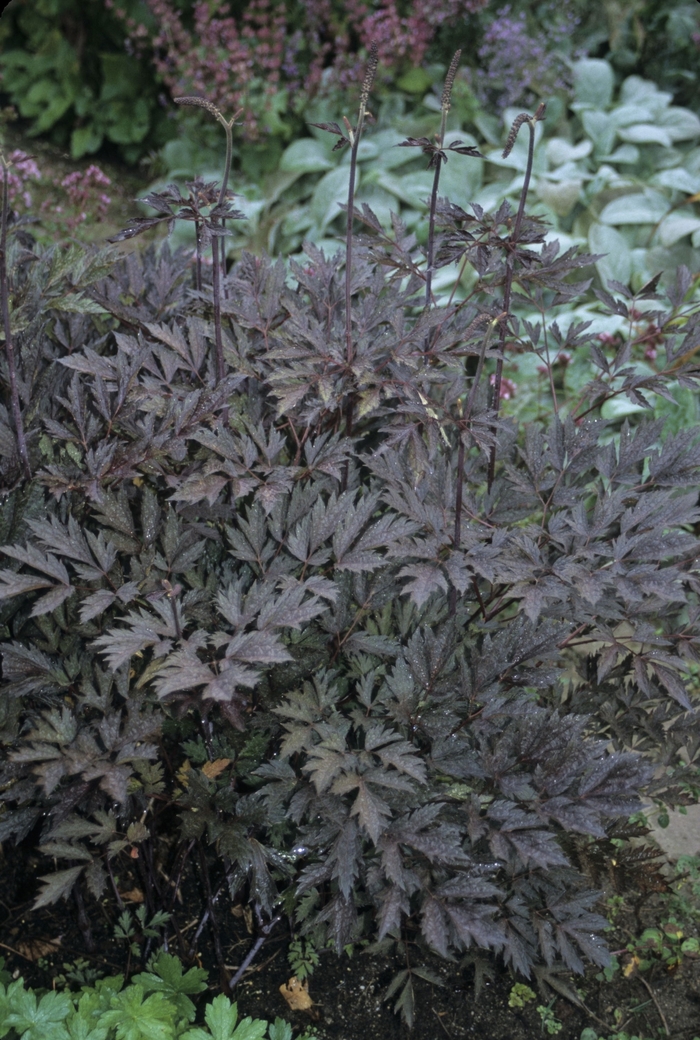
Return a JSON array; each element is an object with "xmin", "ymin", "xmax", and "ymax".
[
  {"xmin": 98, "ymin": 987, "xmax": 177, "ymax": 1040},
  {"xmin": 71, "ymin": 124, "xmax": 104, "ymax": 158}
]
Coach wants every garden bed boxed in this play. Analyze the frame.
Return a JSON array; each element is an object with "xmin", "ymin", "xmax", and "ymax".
[
  {"xmin": 3, "ymin": 35, "xmax": 700, "ymax": 1040},
  {"xmin": 2, "ymin": 836, "xmax": 700, "ymax": 1040}
]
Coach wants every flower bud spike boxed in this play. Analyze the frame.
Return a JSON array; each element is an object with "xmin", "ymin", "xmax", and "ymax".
[
  {"xmin": 441, "ymin": 50, "xmax": 461, "ymax": 113},
  {"xmin": 174, "ymin": 96, "xmax": 223, "ymax": 122},
  {"xmin": 502, "ymin": 113, "xmax": 529, "ymax": 159},
  {"xmin": 360, "ymin": 42, "xmax": 378, "ymax": 109},
  {"xmin": 502, "ymin": 103, "xmax": 547, "ymax": 159}
]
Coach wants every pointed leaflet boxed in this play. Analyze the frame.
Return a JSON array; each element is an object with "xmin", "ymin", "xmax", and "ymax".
[
  {"xmin": 334, "ymin": 498, "xmax": 420, "ymax": 573},
  {"xmin": 301, "ymin": 742, "xmax": 349, "ymax": 794},
  {"xmin": 0, "ymin": 569, "xmax": 55, "ymax": 600},
  {"xmin": 79, "ymin": 589, "xmax": 117, "ymax": 623},
  {"xmin": 32, "ymin": 865, "xmax": 85, "ymax": 910},
  {"xmin": 85, "ymin": 859, "xmax": 108, "ymax": 899},
  {"xmin": 325, "ymin": 817, "xmax": 361, "ymax": 900},
  {"xmin": 397, "ymin": 562, "xmax": 449, "ymax": 607},
  {"xmin": 365, "ymin": 725, "xmax": 427, "ymax": 783},
  {"xmin": 92, "ymin": 609, "xmax": 174, "ymax": 670},
  {"xmin": 332, "ymin": 774, "xmax": 393, "ymax": 844},
  {"xmin": 0, "ymin": 544, "xmax": 70, "ymax": 585},
  {"xmin": 420, "ymin": 896, "xmax": 450, "ymax": 958},
  {"xmin": 25, "ymin": 516, "xmax": 94, "ymax": 565},
  {"xmin": 377, "ymin": 885, "xmax": 410, "ymax": 940},
  {"xmin": 315, "ymin": 893, "xmax": 358, "ymax": 953},
  {"xmin": 181, "ymin": 995, "xmax": 268, "ymax": 1040},
  {"xmin": 2, "ymin": 988, "xmax": 73, "ymax": 1040},
  {"xmin": 388, "ymin": 972, "xmax": 415, "ymax": 1030},
  {"xmin": 153, "ymin": 654, "xmax": 259, "ymax": 702},
  {"xmin": 97, "ymin": 987, "xmax": 178, "ymax": 1040},
  {"xmin": 30, "ymin": 584, "xmax": 75, "ymax": 617},
  {"xmin": 39, "ymin": 841, "xmax": 93, "ymax": 862},
  {"xmin": 131, "ymin": 952, "xmax": 207, "ymax": 1023}
]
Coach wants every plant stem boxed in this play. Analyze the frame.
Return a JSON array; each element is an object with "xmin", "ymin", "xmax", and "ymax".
[
  {"xmin": 165, "ymin": 584, "xmax": 182, "ymax": 640},
  {"xmin": 217, "ymin": 114, "xmax": 233, "ymax": 306},
  {"xmin": 212, "ymin": 226, "xmax": 225, "ymax": 383},
  {"xmin": 487, "ymin": 104, "xmax": 545, "ymax": 491},
  {"xmin": 216, "ymin": 114, "xmax": 234, "ymax": 212},
  {"xmin": 448, "ymin": 313, "xmax": 500, "ymax": 616},
  {"xmin": 0, "ymin": 156, "xmax": 30, "ymax": 479},
  {"xmin": 173, "ymin": 99, "xmax": 239, "ymax": 383},
  {"xmin": 448, "ymin": 435, "xmax": 466, "ymax": 617},
  {"xmin": 196, "ymin": 840, "xmax": 227, "ymax": 978},
  {"xmin": 425, "ymin": 50, "xmax": 460, "ymax": 316},
  {"xmin": 228, "ymin": 906, "xmax": 281, "ymax": 990},
  {"xmin": 344, "ymin": 44, "xmax": 377, "ymax": 371},
  {"xmin": 187, "ymin": 864, "xmax": 235, "ymax": 956},
  {"xmin": 424, "ymin": 116, "xmax": 447, "ymax": 312},
  {"xmin": 73, "ymin": 881, "xmax": 96, "ymax": 953},
  {"xmin": 421, "ymin": 104, "xmax": 449, "ymax": 365},
  {"xmin": 638, "ymin": 975, "xmax": 670, "ymax": 1036},
  {"xmin": 167, "ymin": 838, "xmax": 195, "ymax": 913},
  {"xmin": 105, "ymin": 854, "xmax": 125, "ymax": 911},
  {"xmin": 194, "ymin": 212, "xmax": 202, "ymax": 293},
  {"xmin": 341, "ymin": 43, "xmax": 377, "ymax": 491},
  {"xmin": 343, "ymin": 152, "xmax": 362, "ymax": 344}
]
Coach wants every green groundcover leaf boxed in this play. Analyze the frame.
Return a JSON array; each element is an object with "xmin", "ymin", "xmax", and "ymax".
[{"xmin": 131, "ymin": 954, "xmax": 208, "ymax": 1023}]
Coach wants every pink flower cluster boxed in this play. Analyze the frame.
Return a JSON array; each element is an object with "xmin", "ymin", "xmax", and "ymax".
[
  {"xmin": 362, "ymin": 5, "xmax": 432, "ymax": 68},
  {"xmin": 110, "ymin": 0, "xmax": 487, "ymax": 137},
  {"xmin": 34, "ymin": 164, "xmax": 112, "ymax": 234},
  {"xmin": 1, "ymin": 150, "xmax": 41, "ymax": 209},
  {"xmin": 0, "ymin": 148, "xmax": 113, "ymax": 235},
  {"xmin": 54, "ymin": 165, "xmax": 112, "ymax": 231}
]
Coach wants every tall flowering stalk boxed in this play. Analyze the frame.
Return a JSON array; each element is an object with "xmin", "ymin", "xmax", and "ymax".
[
  {"xmin": 309, "ymin": 42, "xmax": 378, "ymax": 489},
  {"xmin": 426, "ymin": 49, "xmax": 460, "ymax": 309},
  {"xmin": 0, "ymin": 153, "xmax": 30, "ymax": 479},
  {"xmin": 487, "ymin": 101, "xmax": 547, "ymax": 490},
  {"xmin": 343, "ymin": 43, "xmax": 378, "ymax": 483},
  {"xmin": 396, "ymin": 53, "xmax": 480, "ymax": 337},
  {"xmin": 344, "ymin": 42, "xmax": 378, "ymax": 374},
  {"xmin": 448, "ymin": 311, "xmax": 505, "ymax": 616},
  {"xmin": 173, "ymin": 96, "xmax": 240, "ymax": 382}
]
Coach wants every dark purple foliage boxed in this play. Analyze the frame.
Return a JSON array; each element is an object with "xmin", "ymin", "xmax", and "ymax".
[{"xmin": 1, "ymin": 69, "xmax": 700, "ymax": 1031}]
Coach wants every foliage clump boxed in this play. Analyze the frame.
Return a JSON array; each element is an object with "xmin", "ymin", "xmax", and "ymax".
[
  {"xmin": 1, "ymin": 50, "xmax": 700, "ymax": 1030},
  {"xmin": 0, "ymin": 952, "xmax": 306, "ymax": 1040}
]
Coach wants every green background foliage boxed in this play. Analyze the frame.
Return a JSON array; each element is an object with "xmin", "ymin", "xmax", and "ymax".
[{"xmin": 0, "ymin": 0, "xmax": 173, "ymax": 161}]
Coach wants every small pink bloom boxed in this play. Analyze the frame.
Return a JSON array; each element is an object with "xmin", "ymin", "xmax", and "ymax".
[{"xmin": 490, "ymin": 374, "xmax": 517, "ymax": 400}]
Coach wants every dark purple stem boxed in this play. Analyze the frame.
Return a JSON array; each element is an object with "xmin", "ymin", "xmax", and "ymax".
[
  {"xmin": 212, "ymin": 231, "xmax": 225, "ymax": 383},
  {"xmin": 228, "ymin": 906, "xmax": 281, "ymax": 990},
  {"xmin": 0, "ymin": 159, "xmax": 30, "ymax": 479},
  {"xmin": 448, "ymin": 436, "xmax": 466, "ymax": 617},
  {"xmin": 487, "ymin": 113, "xmax": 540, "ymax": 490}
]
